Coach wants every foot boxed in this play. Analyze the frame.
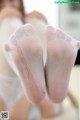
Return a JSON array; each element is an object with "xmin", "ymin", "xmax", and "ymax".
[
  {"xmin": 45, "ymin": 26, "xmax": 80, "ymax": 103},
  {"xmin": 4, "ymin": 24, "xmax": 46, "ymax": 104}
]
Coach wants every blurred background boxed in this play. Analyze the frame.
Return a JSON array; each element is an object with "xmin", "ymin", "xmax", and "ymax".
[{"xmin": 23, "ymin": 0, "xmax": 80, "ymax": 65}]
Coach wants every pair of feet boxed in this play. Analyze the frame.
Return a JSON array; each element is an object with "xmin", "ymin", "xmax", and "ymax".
[{"xmin": 4, "ymin": 24, "xmax": 80, "ymax": 104}]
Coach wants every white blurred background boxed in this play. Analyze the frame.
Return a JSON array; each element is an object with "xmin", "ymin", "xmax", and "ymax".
[{"xmin": 23, "ymin": 0, "xmax": 59, "ymax": 27}]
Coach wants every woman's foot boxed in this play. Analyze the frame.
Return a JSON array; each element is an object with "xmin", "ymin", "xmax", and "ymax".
[
  {"xmin": 5, "ymin": 24, "xmax": 46, "ymax": 104},
  {"xmin": 45, "ymin": 26, "xmax": 80, "ymax": 103}
]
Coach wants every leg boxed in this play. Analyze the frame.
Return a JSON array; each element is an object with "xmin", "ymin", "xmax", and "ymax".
[
  {"xmin": 0, "ymin": 17, "xmax": 31, "ymax": 119},
  {"xmin": 0, "ymin": 98, "xmax": 6, "ymax": 111},
  {"xmin": 0, "ymin": 17, "xmax": 29, "ymax": 109},
  {"xmin": 10, "ymin": 96, "xmax": 30, "ymax": 120},
  {"xmin": 0, "ymin": 17, "xmax": 24, "ymax": 109},
  {"xmin": 0, "ymin": 17, "xmax": 23, "ymax": 76},
  {"xmin": 45, "ymin": 26, "xmax": 80, "ymax": 103}
]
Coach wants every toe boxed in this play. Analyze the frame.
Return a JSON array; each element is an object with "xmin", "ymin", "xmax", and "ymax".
[{"xmin": 45, "ymin": 26, "xmax": 56, "ymax": 41}]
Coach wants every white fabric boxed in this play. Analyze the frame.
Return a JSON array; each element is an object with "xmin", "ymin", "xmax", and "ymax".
[
  {"xmin": 0, "ymin": 18, "xmax": 24, "ymax": 111},
  {"xmin": 0, "ymin": 73, "xmax": 24, "ymax": 111}
]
